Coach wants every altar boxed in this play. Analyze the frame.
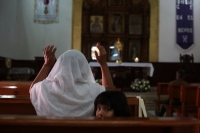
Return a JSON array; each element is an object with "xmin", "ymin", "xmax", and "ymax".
[
  {"xmin": 89, "ymin": 62, "xmax": 154, "ymax": 77},
  {"xmin": 89, "ymin": 62, "xmax": 154, "ymax": 89}
]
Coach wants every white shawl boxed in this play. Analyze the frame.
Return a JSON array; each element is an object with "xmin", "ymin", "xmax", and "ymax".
[{"xmin": 30, "ymin": 50, "xmax": 105, "ymax": 117}]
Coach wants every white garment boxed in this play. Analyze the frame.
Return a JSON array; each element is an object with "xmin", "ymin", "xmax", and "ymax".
[{"xmin": 30, "ymin": 50, "xmax": 105, "ymax": 117}]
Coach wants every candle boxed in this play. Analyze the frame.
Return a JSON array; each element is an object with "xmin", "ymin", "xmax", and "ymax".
[{"xmin": 134, "ymin": 57, "xmax": 139, "ymax": 62}]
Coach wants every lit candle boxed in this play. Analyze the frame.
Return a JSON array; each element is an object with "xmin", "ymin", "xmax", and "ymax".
[{"xmin": 134, "ymin": 57, "xmax": 139, "ymax": 62}]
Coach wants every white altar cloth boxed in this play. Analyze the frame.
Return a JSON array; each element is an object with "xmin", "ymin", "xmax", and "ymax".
[{"xmin": 89, "ymin": 62, "xmax": 154, "ymax": 77}]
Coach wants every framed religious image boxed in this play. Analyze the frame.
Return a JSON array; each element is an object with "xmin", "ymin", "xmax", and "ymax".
[
  {"xmin": 90, "ymin": 16, "xmax": 103, "ymax": 33},
  {"xmin": 108, "ymin": 40, "xmax": 123, "ymax": 62},
  {"xmin": 34, "ymin": 0, "xmax": 59, "ymax": 23},
  {"xmin": 129, "ymin": 40, "xmax": 140, "ymax": 61},
  {"xmin": 129, "ymin": 15, "xmax": 142, "ymax": 34},
  {"xmin": 108, "ymin": 0, "xmax": 125, "ymax": 6},
  {"xmin": 109, "ymin": 13, "xmax": 124, "ymax": 34}
]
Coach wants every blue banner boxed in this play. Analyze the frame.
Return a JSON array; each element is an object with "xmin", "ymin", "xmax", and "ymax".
[{"xmin": 176, "ymin": 0, "xmax": 194, "ymax": 50}]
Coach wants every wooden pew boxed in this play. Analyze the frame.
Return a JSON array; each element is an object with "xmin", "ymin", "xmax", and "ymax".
[
  {"xmin": 154, "ymin": 83, "xmax": 200, "ymax": 115},
  {"xmin": 0, "ymin": 81, "xmax": 31, "ymax": 95},
  {"xmin": 195, "ymin": 86, "xmax": 200, "ymax": 120},
  {"xmin": 0, "ymin": 95, "xmax": 140, "ymax": 117},
  {"xmin": 164, "ymin": 84, "xmax": 182, "ymax": 116},
  {"xmin": 0, "ymin": 95, "xmax": 36, "ymax": 115},
  {"xmin": 126, "ymin": 97, "xmax": 139, "ymax": 117},
  {"xmin": 154, "ymin": 83, "xmax": 169, "ymax": 111},
  {"xmin": 0, "ymin": 82, "xmax": 144, "ymax": 117},
  {"xmin": 0, "ymin": 82, "xmax": 143, "ymax": 116},
  {"xmin": 0, "ymin": 81, "xmax": 32, "ymax": 85},
  {"xmin": 174, "ymin": 85, "xmax": 199, "ymax": 117},
  {"xmin": 0, "ymin": 115, "xmax": 199, "ymax": 133}
]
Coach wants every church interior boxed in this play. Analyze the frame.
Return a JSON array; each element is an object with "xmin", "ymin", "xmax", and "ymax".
[{"xmin": 0, "ymin": 0, "xmax": 200, "ymax": 132}]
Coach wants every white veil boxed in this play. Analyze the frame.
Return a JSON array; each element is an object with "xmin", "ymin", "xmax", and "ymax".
[{"xmin": 30, "ymin": 50, "xmax": 105, "ymax": 116}]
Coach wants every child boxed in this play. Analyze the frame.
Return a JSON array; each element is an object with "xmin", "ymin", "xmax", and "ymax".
[{"xmin": 93, "ymin": 91, "xmax": 131, "ymax": 117}]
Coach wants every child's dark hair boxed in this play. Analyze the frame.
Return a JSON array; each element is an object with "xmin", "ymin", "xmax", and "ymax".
[{"xmin": 93, "ymin": 91, "xmax": 131, "ymax": 117}]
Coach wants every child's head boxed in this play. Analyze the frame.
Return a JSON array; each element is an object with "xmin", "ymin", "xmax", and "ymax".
[{"xmin": 93, "ymin": 91, "xmax": 131, "ymax": 118}]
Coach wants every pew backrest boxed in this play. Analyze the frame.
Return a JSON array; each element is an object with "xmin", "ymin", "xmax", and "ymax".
[
  {"xmin": 164, "ymin": 84, "xmax": 182, "ymax": 116},
  {"xmin": 196, "ymin": 86, "xmax": 200, "ymax": 107},
  {"xmin": 0, "ymin": 95, "xmax": 140, "ymax": 117},
  {"xmin": 168, "ymin": 84, "xmax": 181, "ymax": 99},
  {"xmin": 126, "ymin": 97, "xmax": 139, "ymax": 117},
  {"xmin": 154, "ymin": 83, "xmax": 169, "ymax": 111},
  {"xmin": 157, "ymin": 83, "xmax": 169, "ymax": 96},
  {"xmin": 179, "ymin": 85, "xmax": 199, "ymax": 116},
  {"xmin": 0, "ymin": 116, "xmax": 199, "ymax": 133},
  {"xmin": 0, "ymin": 81, "xmax": 31, "ymax": 95},
  {"xmin": 0, "ymin": 95, "xmax": 36, "ymax": 115}
]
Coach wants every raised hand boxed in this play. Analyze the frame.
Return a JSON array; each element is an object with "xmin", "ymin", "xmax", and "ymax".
[
  {"xmin": 95, "ymin": 43, "xmax": 107, "ymax": 65},
  {"xmin": 43, "ymin": 45, "xmax": 57, "ymax": 68},
  {"xmin": 30, "ymin": 45, "xmax": 57, "ymax": 90},
  {"xmin": 94, "ymin": 43, "xmax": 115, "ymax": 90}
]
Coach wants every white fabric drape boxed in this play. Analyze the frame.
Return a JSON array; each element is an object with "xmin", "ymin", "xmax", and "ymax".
[
  {"xmin": 136, "ymin": 96, "xmax": 147, "ymax": 118},
  {"xmin": 30, "ymin": 50, "xmax": 105, "ymax": 117}
]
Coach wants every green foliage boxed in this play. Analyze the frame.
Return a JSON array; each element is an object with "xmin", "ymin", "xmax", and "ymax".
[{"xmin": 95, "ymin": 79, "xmax": 102, "ymax": 83}]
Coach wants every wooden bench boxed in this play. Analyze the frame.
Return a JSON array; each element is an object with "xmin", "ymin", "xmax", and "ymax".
[
  {"xmin": 164, "ymin": 84, "xmax": 182, "ymax": 116},
  {"xmin": 174, "ymin": 85, "xmax": 199, "ymax": 117},
  {"xmin": 0, "ymin": 81, "xmax": 145, "ymax": 117},
  {"xmin": 0, "ymin": 81, "xmax": 31, "ymax": 95},
  {"xmin": 0, "ymin": 95, "xmax": 36, "ymax": 115},
  {"xmin": 0, "ymin": 95, "xmax": 141, "ymax": 117},
  {"xmin": 126, "ymin": 97, "xmax": 139, "ymax": 117},
  {"xmin": 194, "ymin": 86, "xmax": 200, "ymax": 120},
  {"xmin": 0, "ymin": 115, "xmax": 199, "ymax": 133},
  {"xmin": 154, "ymin": 83, "xmax": 169, "ymax": 111}
]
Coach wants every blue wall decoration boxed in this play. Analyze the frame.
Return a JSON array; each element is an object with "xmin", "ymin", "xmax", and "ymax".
[{"xmin": 176, "ymin": 0, "xmax": 194, "ymax": 50}]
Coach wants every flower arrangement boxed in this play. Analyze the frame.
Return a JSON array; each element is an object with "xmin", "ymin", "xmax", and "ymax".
[{"xmin": 130, "ymin": 78, "xmax": 150, "ymax": 92}]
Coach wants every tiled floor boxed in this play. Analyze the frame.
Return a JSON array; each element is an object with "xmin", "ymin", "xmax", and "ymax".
[
  {"xmin": 125, "ymin": 87, "xmax": 177, "ymax": 117},
  {"xmin": 147, "ymin": 110, "xmax": 177, "ymax": 117},
  {"xmin": 125, "ymin": 87, "xmax": 159, "ymax": 110},
  {"xmin": 147, "ymin": 110, "xmax": 156, "ymax": 117}
]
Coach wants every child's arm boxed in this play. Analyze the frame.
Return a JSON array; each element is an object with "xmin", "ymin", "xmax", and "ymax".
[
  {"xmin": 29, "ymin": 45, "xmax": 57, "ymax": 92},
  {"xmin": 95, "ymin": 43, "xmax": 115, "ymax": 90}
]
